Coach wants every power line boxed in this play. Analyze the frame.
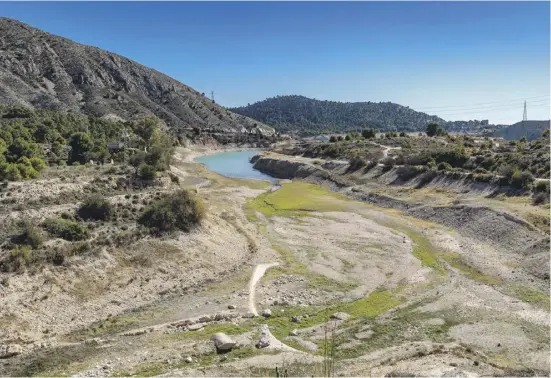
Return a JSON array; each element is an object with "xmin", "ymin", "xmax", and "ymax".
[
  {"xmin": 439, "ymin": 102, "xmax": 550, "ymax": 118},
  {"xmin": 432, "ymin": 99, "xmax": 549, "ymax": 114},
  {"xmin": 413, "ymin": 94, "xmax": 550, "ymax": 111}
]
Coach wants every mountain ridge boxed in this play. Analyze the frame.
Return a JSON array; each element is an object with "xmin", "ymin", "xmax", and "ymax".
[
  {"xmin": 0, "ymin": 17, "xmax": 274, "ymax": 135},
  {"xmin": 230, "ymin": 94, "xmax": 499, "ymax": 134}
]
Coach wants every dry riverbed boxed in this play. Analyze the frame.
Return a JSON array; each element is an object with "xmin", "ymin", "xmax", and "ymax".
[{"xmin": 0, "ymin": 146, "xmax": 548, "ymax": 377}]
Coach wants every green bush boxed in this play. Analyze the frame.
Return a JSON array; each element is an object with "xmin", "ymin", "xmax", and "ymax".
[
  {"xmin": 13, "ymin": 222, "xmax": 44, "ymax": 249},
  {"xmin": 138, "ymin": 190, "xmax": 204, "ymax": 235},
  {"xmin": 509, "ymin": 169, "xmax": 534, "ymax": 190},
  {"xmin": 138, "ymin": 164, "xmax": 156, "ymax": 180},
  {"xmin": 437, "ymin": 162, "xmax": 452, "ymax": 171},
  {"xmin": 4, "ymin": 246, "xmax": 33, "ymax": 272},
  {"xmin": 533, "ymin": 180, "xmax": 550, "ymax": 194},
  {"xmin": 77, "ymin": 195, "xmax": 113, "ymax": 221},
  {"xmin": 42, "ymin": 218, "xmax": 89, "ymax": 241}
]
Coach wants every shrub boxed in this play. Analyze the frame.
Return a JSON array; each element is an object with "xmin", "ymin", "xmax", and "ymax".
[
  {"xmin": 533, "ymin": 180, "xmax": 550, "ymax": 194},
  {"xmin": 396, "ymin": 165, "xmax": 426, "ymax": 181},
  {"xmin": 348, "ymin": 156, "xmax": 366, "ymax": 172},
  {"xmin": 437, "ymin": 162, "xmax": 452, "ymax": 171},
  {"xmin": 13, "ymin": 222, "xmax": 44, "ymax": 249},
  {"xmin": 329, "ymin": 136, "xmax": 337, "ymax": 143},
  {"xmin": 4, "ymin": 246, "xmax": 33, "ymax": 272},
  {"xmin": 138, "ymin": 164, "xmax": 156, "ymax": 180},
  {"xmin": 42, "ymin": 218, "xmax": 90, "ymax": 241},
  {"xmin": 532, "ymin": 192, "xmax": 548, "ymax": 205},
  {"xmin": 138, "ymin": 190, "xmax": 204, "ymax": 235},
  {"xmin": 77, "ymin": 195, "xmax": 113, "ymax": 221},
  {"xmin": 509, "ymin": 170, "xmax": 534, "ymax": 190},
  {"xmin": 168, "ymin": 172, "xmax": 180, "ymax": 184}
]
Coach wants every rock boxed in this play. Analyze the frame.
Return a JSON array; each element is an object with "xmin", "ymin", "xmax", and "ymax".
[
  {"xmin": 0, "ymin": 344, "xmax": 22, "ymax": 359},
  {"xmin": 243, "ymin": 312, "xmax": 256, "ymax": 318},
  {"xmin": 211, "ymin": 333, "xmax": 236, "ymax": 351},
  {"xmin": 185, "ymin": 356, "xmax": 192, "ymax": 363},
  {"xmin": 199, "ymin": 315, "xmax": 211, "ymax": 323},
  {"xmin": 188, "ymin": 323, "xmax": 206, "ymax": 331},
  {"xmin": 262, "ymin": 309, "xmax": 272, "ymax": 317},
  {"xmin": 330, "ymin": 312, "xmax": 350, "ymax": 321},
  {"xmin": 290, "ymin": 329, "xmax": 299, "ymax": 337},
  {"xmin": 256, "ymin": 336, "xmax": 270, "ymax": 348},
  {"xmin": 291, "ymin": 316, "xmax": 301, "ymax": 323},
  {"xmin": 228, "ymin": 305, "xmax": 236, "ymax": 310}
]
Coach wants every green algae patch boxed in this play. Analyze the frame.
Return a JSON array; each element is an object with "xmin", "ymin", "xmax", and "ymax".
[
  {"xmin": 504, "ymin": 284, "xmax": 550, "ymax": 311},
  {"xmin": 248, "ymin": 182, "xmax": 350, "ymax": 217},
  {"xmin": 338, "ymin": 290, "xmax": 402, "ymax": 319},
  {"xmin": 163, "ymin": 323, "xmax": 251, "ymax": 342},
  {"xmin": 439, "ymin": 251, "xmax": 503, "ymax": 286}
]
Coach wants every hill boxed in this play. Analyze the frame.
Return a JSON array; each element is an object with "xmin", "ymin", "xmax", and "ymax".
[
  {"xmin": 230, "ymin": 95, "xmax": 495, "ymax": 134},
  {"xmin": 0, "ymin": 18, "xmax": 273, "ymax": 135},
  {"xmin": 493, "ymin": 120, "xmax": 550, "ymax": 141}
]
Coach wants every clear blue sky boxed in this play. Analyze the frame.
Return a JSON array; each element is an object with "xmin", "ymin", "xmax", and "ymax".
[{"xmin": 1, "ymin": 1, "xmax": 549, "ymax": 124}]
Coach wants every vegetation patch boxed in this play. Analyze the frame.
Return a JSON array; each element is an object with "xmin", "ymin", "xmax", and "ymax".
[
  {"xmin": 42, "ymin": 218, "xmax": 89, "ymax": 241},
  {"xmin": 77, "ymin": 194, "xmax": 113, "ymax": 221},
  {"xmin": 248, "ymin": 182, "xmax": 349, "ymax": 217},
  {"xmin": 439, "ymin": 251, "xmax": 503, "ymax": 286},
  {"xmin": 138, "ymin": 189, "xmax": 204, "ymax": 235},
  {"xmin": 164, "ymin": 323, "xmax": 250, "ymax": 342},
  {"xmin": 504, "ymin": 284, "xmax": 550, "ymax": 311}
]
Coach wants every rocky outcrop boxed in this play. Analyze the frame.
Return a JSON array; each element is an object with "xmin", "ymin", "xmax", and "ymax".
[{"xmin": 0, "ymin": 18, "xmax": 274, "ymax": 135}]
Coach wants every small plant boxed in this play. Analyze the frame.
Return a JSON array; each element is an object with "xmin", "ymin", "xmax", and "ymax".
[
  {"xmin": 42, "ymin": 218, "xmax": 90, "ymax": 241},
  {"xmin": 77, "ymin": 195, "xmax": 113, "ymax": 221},
  {"xmin": 2, "ymin": 246, "xmax": 33, "ymax": 272},
  {"xmin": 13, "ymin": 222, "xmax": 44, "ymax": 249}
]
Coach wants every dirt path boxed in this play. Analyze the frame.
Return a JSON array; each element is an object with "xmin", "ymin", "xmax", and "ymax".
[
  {"xmin": 248, "ymin": 263, "xmax": 279, "ymax": 316},
  {"xmin": 248, "ymin": 262, "xmax": 305, "ymax": 354}
]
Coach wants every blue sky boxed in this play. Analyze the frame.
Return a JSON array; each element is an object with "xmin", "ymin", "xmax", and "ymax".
[{"xmin": 1, "ymin": 1, "xmax": 549, "ymax": 124}]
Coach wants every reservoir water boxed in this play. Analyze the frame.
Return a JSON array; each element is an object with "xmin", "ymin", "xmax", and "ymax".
[{"xmin": 195, "ymin": 150, "xmax": 277, "ymax": 183}]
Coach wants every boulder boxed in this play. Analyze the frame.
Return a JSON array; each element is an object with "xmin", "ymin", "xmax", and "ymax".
[
  {"xmin": 291, "ymin": 316, "xmax": 301, "ymax": 323},
  {"xmin": 262, "ymin": 309, "xmax": 272, "ymax": 318},
  {"xmin": 0, "ymin": 344, "xmax": 22, "ymax": 359},
  {"xmin": 256, "ymin": 336, "xmax": 270, "ymax": 349},
  {"xmin": 188, "ymin": 323, "xmax": 206, "ymax": 331},
  {"xmin": 330, "ymin": 312, "xmax": 350, "ymax": 321},
  {"xmin": 228, "ymin": 304, "xmax": 236, "ymax": 310},
  {"xmin": 211, "ymin": 333, "xmax": 236, "ymax": 351},
  {"xmin": 289, "ymin": 329, "xmax": 299, "ymax": 337}
]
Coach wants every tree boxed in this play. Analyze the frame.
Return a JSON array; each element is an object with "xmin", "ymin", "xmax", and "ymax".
[
  {"xmin": 129, "ymin": 151, "xmax": 146, "ymax": 174},
  {"xmin": 361, "ymin": 129, "xmax": 376, "ymax": 139},
  {"xmin": 426, "ymin": 123, "xmax": 442, "ymax": 137},
  {"xmin": 329, "ymin": 136, "xmax": 337, "ymax": 143},
  {"xmin": 135, "ymin": 117, "xmax": 159, "ymax": 150},
  {"xmin": 68, "ymin": 132, "xmax": 93, "ymax": 164}
]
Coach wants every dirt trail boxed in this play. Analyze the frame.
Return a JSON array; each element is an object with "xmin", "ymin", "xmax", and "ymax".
[
  {"xmin": 248, "ymin": 263, "xmax": 279, "ymax": 316},
  {"xmin": 248, "ymin": 262, "xmax": 304, "ymax": 354}
]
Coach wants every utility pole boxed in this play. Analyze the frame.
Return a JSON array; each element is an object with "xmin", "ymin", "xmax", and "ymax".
[
  {"xmin": 523, "ymin": 100, "xmax": 527, "ymax": 121},
  {"xmin": 211, "ymin": 91, "xmax": 215, "ymax": 102}
]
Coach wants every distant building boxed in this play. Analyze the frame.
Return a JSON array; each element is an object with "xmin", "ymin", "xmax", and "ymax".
[{"xmin": 107, "ymin": 142, "xmax": 125, "ymax": 152}]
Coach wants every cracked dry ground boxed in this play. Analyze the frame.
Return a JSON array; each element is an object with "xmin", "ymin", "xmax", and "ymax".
[{"xmin": 0, "ymin": 151, "xmax": 548, "ymax": 377}]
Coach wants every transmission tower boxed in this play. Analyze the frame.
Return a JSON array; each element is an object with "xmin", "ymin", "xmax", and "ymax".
[
  {"xmin": 523, "ymin": 100, "xmax": 527, "ymax": 121},
  {"xmin": 211, "ymin": 91, "xmax": 215, "ymax": 102}
]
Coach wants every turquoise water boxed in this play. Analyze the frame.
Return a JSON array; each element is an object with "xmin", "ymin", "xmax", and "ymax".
[{"xmin": 195, "ymin": 150, "xmax": 277, "ymax": 183}]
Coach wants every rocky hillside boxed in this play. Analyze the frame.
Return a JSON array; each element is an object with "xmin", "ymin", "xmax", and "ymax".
[
  {"xmin": 230, "ymin": 95, "xmax": 495, "ymax": 134},
  {"xmin": 493, "ymin": 120, "xmax": 550, "ymax": 141},
  {"xmin": 0, "ymin": 18, "xmax": 273, "ymax": 135}
]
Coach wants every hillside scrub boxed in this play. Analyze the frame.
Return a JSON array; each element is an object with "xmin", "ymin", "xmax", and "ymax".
[
  {"xmin": 77, "ymin": 195, "xmax": 113, "ymax": 221},
  {"xmin": 138, "ymin": 190, "xmax": 205, "ymax": 234},
  {"xmin": 12, "ymin": 222, "xmax": 44, "ymax": 249},
  {"xmin": 42, "ymin": 218, "xmax": 90, "ymax": 241},
  {"xmin": 0, "ymin": 105, "xmax": 174, "ymax": 181}
]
